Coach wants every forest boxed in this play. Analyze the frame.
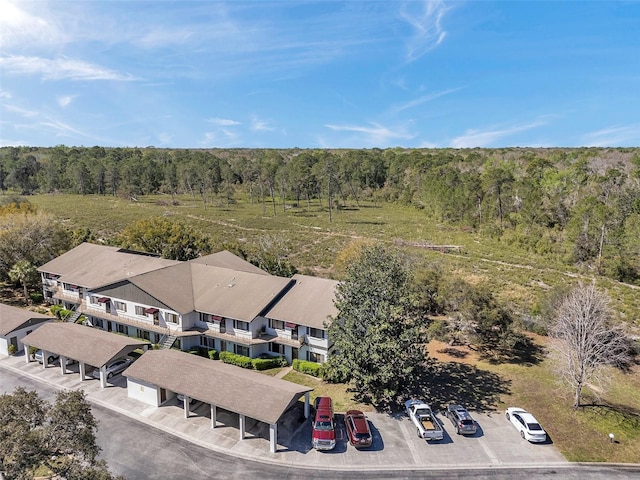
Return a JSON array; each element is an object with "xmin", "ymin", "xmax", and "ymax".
[{"xmin": 1, "ymin": 145, "xmax": 639, "ymax": 286}]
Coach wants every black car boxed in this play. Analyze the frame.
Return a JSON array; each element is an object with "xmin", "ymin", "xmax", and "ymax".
[{"xmin": 445, "ymin": 404, "xmax": 477, "ymax": 435}]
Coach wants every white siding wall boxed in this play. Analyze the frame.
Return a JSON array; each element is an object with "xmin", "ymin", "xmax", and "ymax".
[
  {"xmin": 127, "ymin": 378, "xmax": 161, "ymax": 406},
  {"xmin": 0, "ymin": 337, "xmax": 9, "ymax": 357}
]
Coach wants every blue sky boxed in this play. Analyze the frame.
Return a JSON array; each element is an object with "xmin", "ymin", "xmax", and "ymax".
[{"xmin": 1, "ymin": 1, "xmax": 639, "ymax": 149}]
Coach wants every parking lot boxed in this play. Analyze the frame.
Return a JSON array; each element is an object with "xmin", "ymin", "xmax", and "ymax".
[{"xmin": 0, "ymin": 353, "xmax": 567, "ymax": 469}]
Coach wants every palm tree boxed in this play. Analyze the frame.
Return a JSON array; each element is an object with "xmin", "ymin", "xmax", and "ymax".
[{"xmin": 9, "ymin": 260, "xmax": 38, "ymax": 305}]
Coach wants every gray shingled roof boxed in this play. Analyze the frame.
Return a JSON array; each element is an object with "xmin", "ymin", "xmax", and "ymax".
[
  {"xmin": 191, "ymin": 250, "xmax": 268, "ymax": 275},
  {"xmin": 129, "ymin": 263, "xmax": 292, "ymax": 319},
  {"xmin": 0, "ymin": 303, "xmax": 53, "ymax": 336},
  {"xmin": 124, "ymin": 349, "xmax": 312, "ymax": 425},
  {"xmin": 264, "ymin": 274, "xmax": 339, "ymax": 329},
  {"xmin": 37, "ymin": 243, "xmax": 180, "ymax": 289},
  {"xmin": 21, "ymin": 322, "xmax": 148, "ymax": 367}
]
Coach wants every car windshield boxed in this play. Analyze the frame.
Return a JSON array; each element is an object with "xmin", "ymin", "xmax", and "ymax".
[
  {"xmin": 461, "ymin": 419, "xmax": 474, "ymax": 426},
  {"xmin": 527, "ymin": 423, "xmax": 542, "ymax": 431},
  {"xmin": 355, "ymin": 432, "xmax": 371, "ymax": 439},
  {"xmin": 314, "ymin": 421, "xmax": 333, "ymax": 430}
]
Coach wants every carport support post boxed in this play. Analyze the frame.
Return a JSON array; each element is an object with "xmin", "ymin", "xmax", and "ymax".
[
  {"xmin": 210, "ymin": 405, "xmax": 217, "ymax": 429},
  {"xmin": 42, "ymin": 350, "xmax": 49, "ymax": 369},
  {"xmin": 100, "ymin": 369, "xmax": 107, "ymax": 388},
  {"xmin": 24, "ymin": 344, "xmax": 31, "ymax": 364},
  {"xmin": 79, "ymin": 363, "xmax": 86, "ymax": 380},
  {"xmin": 239, "ymin": 414, "xmax": 245, "ymax": 440},
  {"xmin": 184, "ymin": 396, "xmax": 189, "ymax": 419},
  {"xmin": 269, "ymin": 423, "xmax": 277, "ymax": 453},
  {"xmin": 60, "ymin": 357, "xmax": 67, "ymax": 375},
  {"xmin": 304, "ymin": 392, "xmax": 310, "ymax": 418}
]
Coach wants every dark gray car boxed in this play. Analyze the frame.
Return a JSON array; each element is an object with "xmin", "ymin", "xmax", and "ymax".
[{"xmin": 445, "ymin": 404, "xmax": 477, "ymax": 435}]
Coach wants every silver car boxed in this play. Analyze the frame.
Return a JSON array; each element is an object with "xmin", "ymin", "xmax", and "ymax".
[
  {"xmin": 445, "ymin": 404, "xmax": 477, "ymax": 435},
  {"xmin": 91, "ymin": 357, "xmax": 132, "ymax": 379}
]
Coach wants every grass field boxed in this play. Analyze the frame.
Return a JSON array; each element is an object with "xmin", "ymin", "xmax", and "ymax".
[{"xmin": 26, "ymin": 192, "xmax": 640, "ymax": 463}]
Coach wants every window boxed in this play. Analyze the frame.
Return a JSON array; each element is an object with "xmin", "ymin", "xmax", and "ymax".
[
  {"xmin": 114, "ymin": 301, "xmax": 126, "ymax": 312},
  {"xmin": 233, "ymin": 320, "xmax": 249, "ymax": 331},
  {"xmin": 234, "ymin": 345, "xmax": 250, "ymax": 357},
  {"xmin": 308, "ymin": 327, "xmax": 325, "ymax": 339},
  {"xmin": 220, "ymin": 340, "xmax": 227, "ymax": 352},
  {"xmin": 135, "ymin": 305, "xmax": 146, "ymax": 316},
  {"xmin": 94, "ymin": 318, "xmax": 104, "ymax": 329},
  {"xmin": 269, "ymin": 318, "xmax": 285, "ymax": 330},
  {"xmin": 166, "ymin": 313, "xmax": 178, "ymax": 324},
  {"xmin": 308, "ymin": 351, "xmax": 325, "ymax": 363},
  {"xmin": 117, "ymin": 324, "xmax": 127, "ymax": 334},
  {"xmin": 90, "ymin": 296, "xmax": 99, "ymax": 305},
  {"xmin": 199, "ymin": 312, "xmax": 210, "ymax": 322},
  {"xmin": 269, "ymin": 343, "xmax": 285, "ymax": 354}
]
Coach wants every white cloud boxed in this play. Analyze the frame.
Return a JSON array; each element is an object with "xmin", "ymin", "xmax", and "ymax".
[
  {"xmin": 250, "ymin": 115, "xmax": 274, "ymax": 132},
  {"xmin": 0, "ymin": 91, "xmax": 12, "ymax": 99},
  {"xmin": 325, "ymin": 122, "xmax": 414, "ymax": 147},
  {"xmin": 399, "ymin": 0, "xmax": 450, "ymax": 62},
  {"xmin": 450, "ymin": 120, "xmax": 548, "ymax": 148},
  {"xmin": 582, "ymin": 124, "xmax": 640, "ymax": 147},
  {"xmin": 392, "ymin": 87, "xmax": 461, "ymax": 113},
  {"xmin": 40, "ymin": 119, "xmax": 87, "ymax": 138},
  {"xmin": 207, "ymin": 117, "xmax": 241, "ymax": 126},
  {"xmin": 0, "ymin": 0, "xmax": 62, "ymax": 49},
  {"xmin": 57, "ymin": 95, "xmax": 76, "ymax": 108},
  {"xmin": 4, "ymin": 104, "xmax": 38, "ymax": 118},
  {"xmin": 0, "ymin": 55, "xmax": 136, "ymax": 81},
  {"xmin": 157, "ymin": 132, "xmax": 174, "ymax": 145}
]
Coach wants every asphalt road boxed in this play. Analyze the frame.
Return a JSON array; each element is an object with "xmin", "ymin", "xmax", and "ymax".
[{"xmin": 1, "ymin": 368, "xmax": 639, "ymax": 480}]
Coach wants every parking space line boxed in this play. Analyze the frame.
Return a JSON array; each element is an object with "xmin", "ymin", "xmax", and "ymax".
[
  {"xmin": 477, "ymin": 437, "xmax": 501, "ymax": 464},
  {"xmin": 398, "ymin": 416, "xmax": 422, "ymax": 464}
]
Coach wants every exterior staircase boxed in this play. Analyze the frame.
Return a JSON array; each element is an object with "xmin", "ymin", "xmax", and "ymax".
[
  {"xmin": 66, "ymin": 310, "xmax": 83, "ymax": 323},
  {"xmin": 159, "ymin": 334, "xmax": 177, "ymax": 349}
]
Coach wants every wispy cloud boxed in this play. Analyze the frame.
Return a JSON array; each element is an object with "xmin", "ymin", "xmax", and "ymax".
[
  {"xmin": 57, "ymin": 95, "xmax": 76, "ymax": 108},
  {"xmin": 0, "ymin": 0, "xmax": 62, "ymax": 49},
  {"xmin": 325, "ymin": 122, "xmax": 414, "ymax": 147},
  {"xmin": 250, "ymin": 115, "xmax": 274, "ymax": 132},
  {"xmin": 392, "ymin": 87, "xmax": 461, "ymax": 113},
  {"xmin": 582, "ymin": 124, "xmax": 640, "ymax": 147},
  {"xmin": 399, "ymin": 0, "xmax": 450, "ymax": 62},
  {"xmin": 450, "ymin": 119, "xmax": 548, "ymax": 148},
  {"xmin": 39, "ymin": 119, "xmax": 87, "ymax": 138},
  {"xmin": 5, "ymin": 104, "xmax": 39, "ymax": 118},
  {"xmin": 0, "ymin": 91, "xmax": 12, "ymax": 99},
  {"xmin": 0, "ymin": 55, "xmax": 136, "ymax": 81},
  {"xmin": 207, "ymin": 117, "xmax": 241, "ymax": 126}
]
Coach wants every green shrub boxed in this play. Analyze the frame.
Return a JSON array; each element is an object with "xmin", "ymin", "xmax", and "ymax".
[
  {"xmin": 188, "ymin": 349, "xmax": 199, "ymax": 355},
  {"xmin": 219, "ymin": 351, "xmax": 252, "ymax": 369},
  {"xmin": 251, "ymin": 356, "xmax": 286, "ymax": 370},
  {"xmin": 30, "ymin": 292, "xmax": 44, "ymax": 304},
  {"xmin": 292, "ymin": 359, "xmax": 322, "ymax": 377},
  {"xmin": 50, "ymin": 305, "xmax": 64, "ymax": 318},
  {"xmin": 208, "ymin": 349, "xmax": 219, "ymax": 360},
  {"xmin": 7, "ymin": 344, "xmax": 17, "ymax": 355}
]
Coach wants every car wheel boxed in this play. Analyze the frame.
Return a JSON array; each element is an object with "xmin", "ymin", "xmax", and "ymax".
[
  {"xmin": 505, "ymin": 412, "xmax": 510, "ymax": 420},
  {"xmin": 48, "ymin": 356, "xmax": 55, "ymax": 364},
  {"xmin": 456, "ymin": 426, "xmax": 460, "ymax": 435},
  {"xmin": 417, "ymin": 427, "xmax": 421, "ymax": 438},
  {"xmin": 107, "ymin": 372, "xmax": 113, "ymax": 379},
  {"xmin": 520, "ymin": 430, "xmax": 525, "ymax": 439}
]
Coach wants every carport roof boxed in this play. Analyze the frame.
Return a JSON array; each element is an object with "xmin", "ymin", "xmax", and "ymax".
[
  {"xmin": 124, "ymin": 349, "xmax": 313, "ymax": 425},
  {"xmin": 21, "ymin": 322, "xmax": 148, "ymax": 367},
  {"xmin": 0, "ymin": 303, "xmax": 53, "ymax": 336}
]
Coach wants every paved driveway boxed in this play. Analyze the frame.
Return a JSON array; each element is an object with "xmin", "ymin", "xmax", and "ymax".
[{"xmin": 1, "ymin": 353, "xmax": 566, "ymax": 469}]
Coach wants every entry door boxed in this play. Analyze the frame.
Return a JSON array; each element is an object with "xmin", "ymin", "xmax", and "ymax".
[
  {"xmin": 292, "ymin": 347, "xmax": 299, "ymax": 360},
  {"xmin": 160, "ymin": 388, "xmax": 166, "ymax": 404},
  {"xmin": 107, "ymin": 321, "xmax": 112, "ymax": 332}
]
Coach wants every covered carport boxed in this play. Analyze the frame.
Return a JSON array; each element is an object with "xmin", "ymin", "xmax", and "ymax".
[
  {"xmin": 123, "ymin": 349, "xmax": 313, "ymax": 453},
  {"xmin": 21, "ymin": 322, "xmax": 148, "ymax": 388}
]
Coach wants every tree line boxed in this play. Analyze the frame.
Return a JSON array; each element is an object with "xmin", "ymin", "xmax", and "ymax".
[{"xmin": 1, "ymin": 145, "xmax": 639, "ymax": 284}]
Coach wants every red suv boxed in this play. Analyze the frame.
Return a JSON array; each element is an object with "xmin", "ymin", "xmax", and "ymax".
[
  {"xmin": 345, "ymin": 410, "xmax": 373, "ymax": 448},
  {"xmin": 312, "ymin": 397, "xmax": 336, "ymax": 451}
]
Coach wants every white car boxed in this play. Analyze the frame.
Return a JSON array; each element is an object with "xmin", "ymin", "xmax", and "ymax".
[
  {"xmin": 34, "ymin": 350, "xmax": 75, "ymax": 366},
  {"xmin": 505, "ymin": 407, "xmax": 547, "ymax": 443},
  {"xmin": 90, "ymin": 357, "xmax": 132, "ymax": 379}
]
